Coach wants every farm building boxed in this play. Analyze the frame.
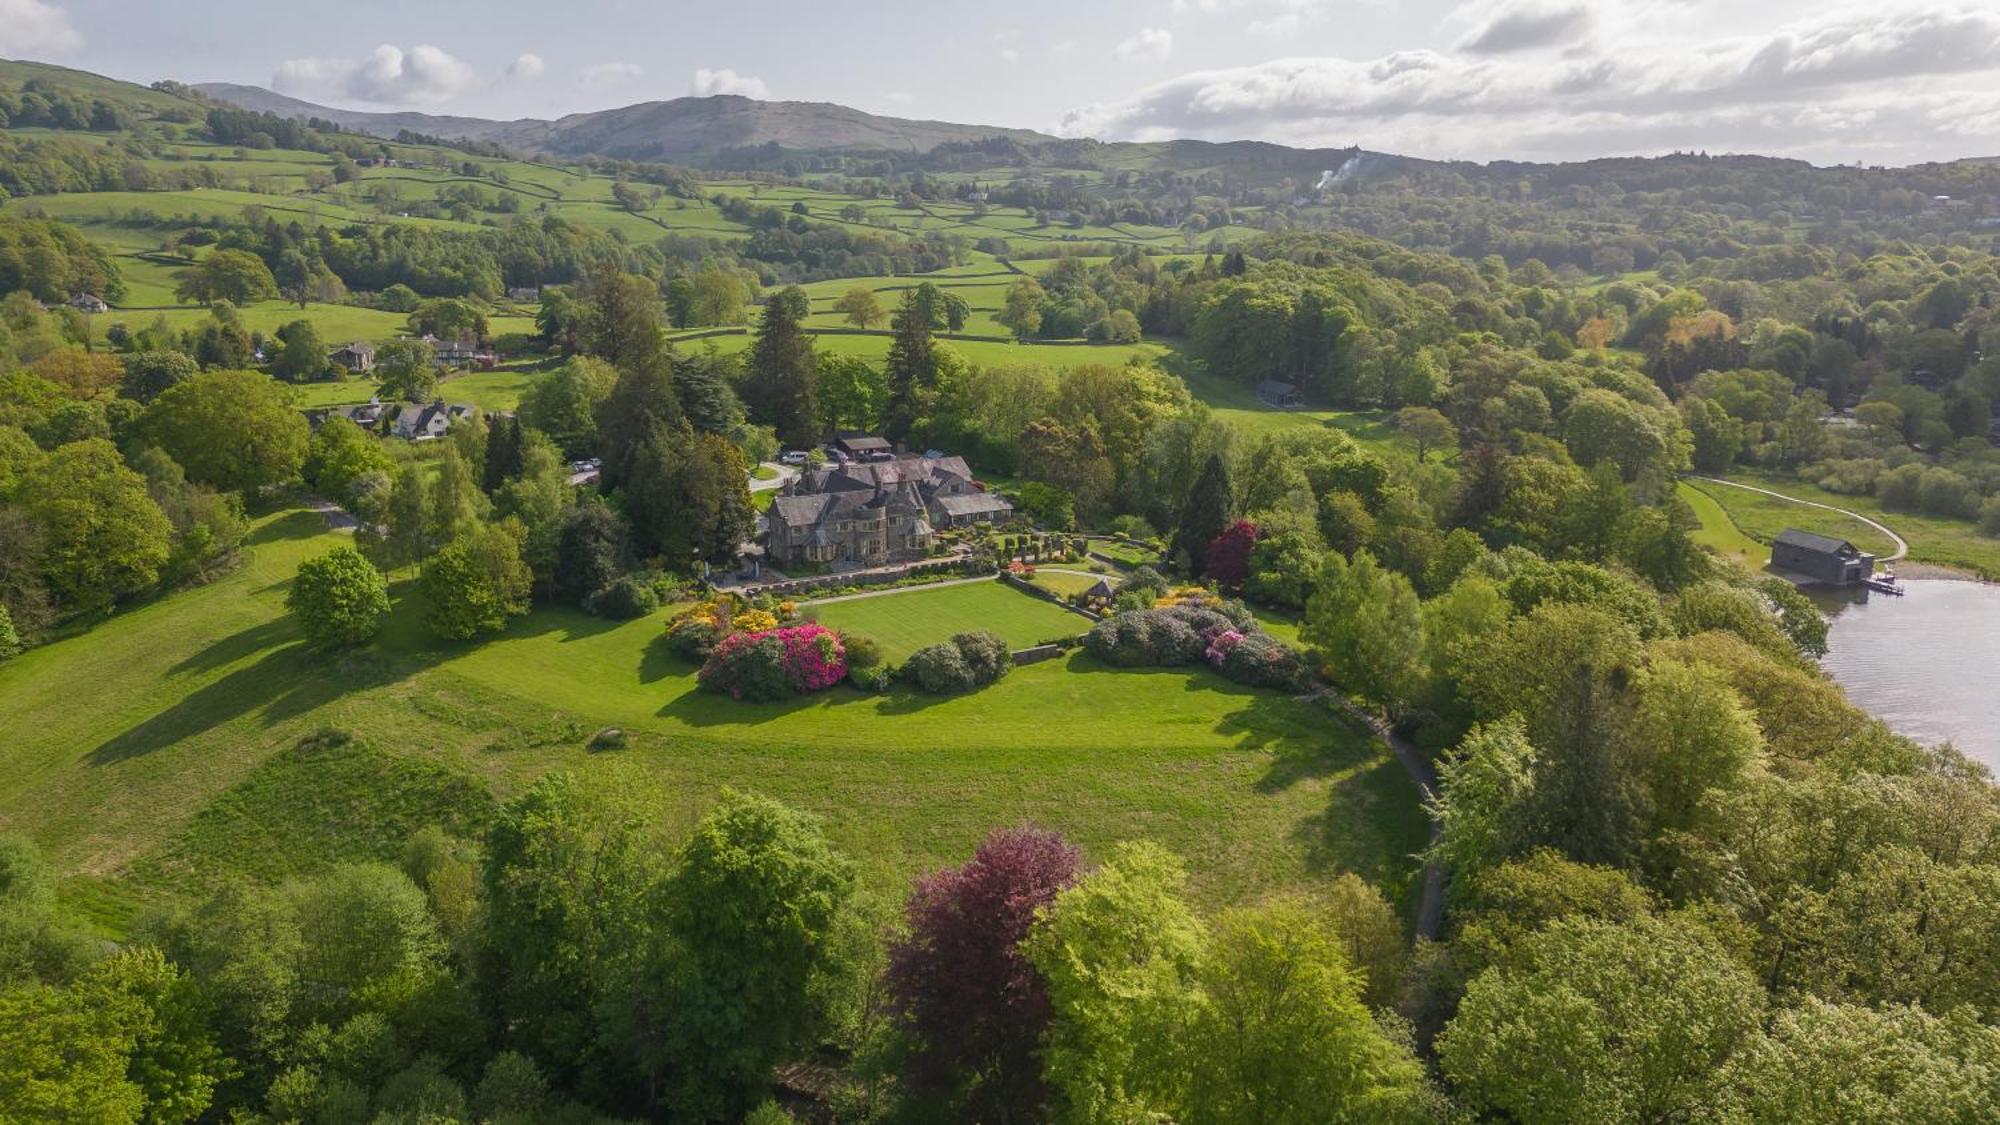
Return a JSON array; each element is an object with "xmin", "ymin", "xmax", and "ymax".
[
  {"xmin": 830, "ymin": 431, "xmax": 894, "ymax": 461},
  {"xmin": 1770, "ymin": 528, "xmax": 1875, "ymax": 585},
  {"xmin": 1256, "ymin": 380, "xmax": 1303, "ymax": 407},
  {"xmin": 331, "ymin": 342, "xmax": 376, "ymax": 373},
  {"xmin": 68, "ymin": 293, "xmax": 109, "ymax": 313}
]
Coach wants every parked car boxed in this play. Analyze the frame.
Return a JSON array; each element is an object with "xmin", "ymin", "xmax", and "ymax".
[{"xmin": 780, "ymin": 450, "xmax": 809, "ymax": 465}]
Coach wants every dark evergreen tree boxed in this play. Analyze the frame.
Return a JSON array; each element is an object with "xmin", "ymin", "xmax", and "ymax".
[
  {"xmin": 742, "ymin": 287, "xmax": 818, "ymax": 449},
  {"xmin": 1174, "ymin": 452, "xmax": 1235, "ymax": 576},
  {"xmin": 671, "ymin": 352, "xmax": 745, "ymax": 435},
  {"xmin": 555, "ymin": 499, "xmax": 630, "ymax": 604},
  {"xmin": 583, "ymin": 267, "xmax": 666, "ymax": 372},
  {"xmin": 884, "ymin": 283, "xmax": 942, "ymax": 440},
  {"xmin": 482, "ymin": 414, "xmax": 524, "ymax": 495},
  {"xmin": 595, "ymin": 355, "xmax": 683, "ymax": 493}
]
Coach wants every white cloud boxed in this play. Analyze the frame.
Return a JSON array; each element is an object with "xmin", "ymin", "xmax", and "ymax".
[
  {"xmin": 0, "ymin": 0, "xmax": 83, "ymax": 57},
  {"xmin": 690, "ymin": 68, "xmax": 769, "ymax": 98},
  {"xmin": 1116, "ymin": 27, "xmax": 1174, "ymax": 65},
  {"xmin": 1062, "ymin": 2, "xmax": 2000, "ymax": 163},
  {"xmin": 1452, "ymin": 0, "xmax": 1595, "ymax": 55},
  {"xmin": 999, "ymin": 47, "xmax": 1021, "ymax": 64},
  {"xmin": 274, "ymin": 44, "xmax": 477, "ymax": 106},
  {"xmin": 504, "ymin": 53, "xmax": 545, "ymax": 81},
  {"xmin": 580, "ymin": 61, "xmax": 644, "ymax": 90}
]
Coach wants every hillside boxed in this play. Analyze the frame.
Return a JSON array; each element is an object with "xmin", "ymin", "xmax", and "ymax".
[
  {"xmin": 190, "ymin": 80, "xmax": 545, "ymax": 146},
  {"xmin": 194, "ymin": 82, "xmax": 1059, "ymax": 159}
]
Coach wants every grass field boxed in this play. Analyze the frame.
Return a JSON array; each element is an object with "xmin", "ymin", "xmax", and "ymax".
[
  {"xmin": 806, "ymin": 580, "xmax": 1086, "ymax": 661},
  {"xmin": 1686, "ymin": 475, "xmax": 1901, "ymax": 564},
  {"xmin": 1703, "ymin": 470, "xmax": 2000, "ymax": 579},
  {"xmin": 0, "ymin": 509, "xmax": 1425, "ymax": 932},
  {"xmin": 1677, "ymin": 481, "xmax": 1767, "ymax": 570},
  {"xmin": 1174, "ymin": 366, "xmax": 1395, "ymax": 444}
]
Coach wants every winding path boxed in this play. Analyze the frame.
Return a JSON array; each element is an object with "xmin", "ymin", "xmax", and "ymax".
[
  {"xmin": 1325, "ymin": 697, "xmax": 1447, "ymax": 942},
  {"xmin": 1690, "ymin": 476, "xmax": 1908, "ymax": 562}
]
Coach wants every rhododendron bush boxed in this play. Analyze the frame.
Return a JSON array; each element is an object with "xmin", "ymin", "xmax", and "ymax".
[{"xmin": 698, "ymin": 623, "xmax": 847, "ymax": 701}]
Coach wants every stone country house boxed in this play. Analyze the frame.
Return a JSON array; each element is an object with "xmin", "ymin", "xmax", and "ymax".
[{"xmin": 765, "ymin": 455, "xmax": 1013, "ymax": 567}]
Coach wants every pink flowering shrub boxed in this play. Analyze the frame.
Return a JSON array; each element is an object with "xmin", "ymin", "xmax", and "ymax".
[
  {"xmin": 1205, "ymin": 629, "xmax": 1246, "ymax": 667},
  {"xmin": 699, "ymin": 623, "xmax": 847, "ymax": 701}
]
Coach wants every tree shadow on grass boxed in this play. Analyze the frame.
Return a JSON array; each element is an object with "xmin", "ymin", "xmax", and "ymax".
[
  {"xmin": 1293, "ymin": 756, "xmax": 1431, "ymax": 894},
  {"xmin": 639, "ymin": 634, "xmax": 689, "ymax": 685},
  {"xmin": 247, "ymin": 509, "xmax": 329, "ymax": 547},
  {"xmin": 90, "ymin": 630, "xmax": 446, "ymax": 766},
  {"xmin": 167, "ymin": 617, "xmax": 297, "ymax": 676}
]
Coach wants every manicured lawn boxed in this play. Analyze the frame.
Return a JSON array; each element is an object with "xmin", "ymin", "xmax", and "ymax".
[
  {"xmin": 1091, "ymin": 539, "xmax": 1163, "ymax": 569},
  {"xmin": 1029, "ymin": 570, "xmax": 1107, "ymax": 599},
  {"xmin": 0, "ymin": 512, "xmax": 1424, "ymax": 929},
  {"xmin": 806, "ymin": 580, "xmax": 1086, "ymax": 661}
]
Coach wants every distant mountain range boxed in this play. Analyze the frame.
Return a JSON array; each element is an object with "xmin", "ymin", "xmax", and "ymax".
[{"xmin": 192, "ymin": 82, "xmax": 1062, "ymax": 161}]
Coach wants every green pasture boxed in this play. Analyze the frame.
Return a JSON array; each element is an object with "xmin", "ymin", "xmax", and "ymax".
[{"xmin": 0, "ymin": 509, "xmax": 1424, "ymax": 929}]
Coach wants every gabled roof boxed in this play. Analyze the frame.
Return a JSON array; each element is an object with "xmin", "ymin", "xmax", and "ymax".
[
  {"xmin": 1774, "ymin": 528, "xmax": 1858, "ymax": 556},
  {"xmin": 934, "ymin": 492, "xmax": 1014, "ymax": 517}
]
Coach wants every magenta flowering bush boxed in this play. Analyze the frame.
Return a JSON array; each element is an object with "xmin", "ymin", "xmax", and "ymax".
[
  {"xmin": 699, "ymin": 623, "xmax": 847, "ymax": 701},
  {"xmin": 1205, "ymin": 628, "xmax": 1246, "ymax": 667},
  {"xmin": 778, "ymin": 623, "xmax": 847, "ymax": 693}
]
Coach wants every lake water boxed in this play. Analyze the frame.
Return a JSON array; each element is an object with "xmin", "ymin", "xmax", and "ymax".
[{"xmin": 1818, "ymin": 578, "xmax": 2000, "ymax": 769}]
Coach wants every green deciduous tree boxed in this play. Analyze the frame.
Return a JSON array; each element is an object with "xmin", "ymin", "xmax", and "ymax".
[
  {"xmin": 120, "ymin": 350, "xmax": 198, "ymax": 403},
  {"xmin": 303, "ymin": 416, "xmax": 394, "ymax": 503},
  {"xmin": 656, "ymin": 791, "xmax": 856, "ymax": 1119},
  {"xmin": 288, "ymin": 546, "xmax": 390, "ymax": 649},
  {"xmin": 481, "ymin": 771, "xmax": 660, "ymax": 1090},
  {"xmin": 834, "ymin": 286, "xmax": 885, "ymax": 329},
  {"xmin": 1304, "ymin": 550, "xmax": 1426, "ymax": 713},
  {"xmin": 271, "ymin": 319, "xmax": 328, "ymax": 383},
  {"xmin": 421, "ymin": 522, "xmax": 531, "ymax": 640},
  {"xmin": 20, "ymin": 438, "xmax": 171, "ymax": 609},
  {"xmin": 174, "ymin": 249, "xmax": 277, "ymax": 306},
  {"xmin": 138, "ymin": 370, "xmax": 309, "ymax": 493},
  {"xmin": 1439, "ymin": 916, "xmax": 1763, "ymax": 1125},
  {"xmin": 1177, "ymin": 898, "xmax": 1427, "ymax": 1124},
  {"xmin": 999, "ymin": 277, "xmax": 1045, "ymax": 340},
  {"xmin": 374, "ymin": 340, "xmax": 437, "ymax": 403},
  {"xmin": 1023, "ymin": 841, "xmax": 1204, "ymax": 1124}
]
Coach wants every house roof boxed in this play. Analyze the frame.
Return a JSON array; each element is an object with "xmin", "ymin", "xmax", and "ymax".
[
  {"xmin": 769, "ymin": 494, "xmax": 841, "ymax": 525},
  {"xmin": 1775, "ymin": 528, "xmax": 1858, "ymax": 557},
  {"xmin": 934, "ymin": 493, "xmax": 1014, "ymax": 517},
  {"xmin": 1256, "ymin": 379, "xmax": 1299, "ymax": 396},
  {"xmin": 835, "ymin": 433, "xmax": 892, "ymax": 453},
  {"xmin": 806, "ymin": 456, "xmax": 970, "ymax": 493}
]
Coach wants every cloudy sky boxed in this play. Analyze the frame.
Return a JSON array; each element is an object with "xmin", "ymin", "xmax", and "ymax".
[{"xmin": 4, "ymin": 0, "xmax": 2000, "ymax": 165}]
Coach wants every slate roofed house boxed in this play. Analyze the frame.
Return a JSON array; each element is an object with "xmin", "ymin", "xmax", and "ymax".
[
  {"xmin": 68, "ymin": 293, "xmax": 109, "ymax": 314},
  {"xmin": 1770, "ymin": 528, "xmax": 1875, "ymax": 586},
  {"xmin": 389, "ymin": 402, "xmax": 476, "ymax": 442},
  {"xmin": 1256, "ymin": 380, "xmax": 1303, "ymax": 408},
  {"xmin": 766, "ymin": 453, "xmax": 1013, "ymax": 567},
  {"xmin": 332, "ymin": 342, "xmax": 376, "ymax": 374},
  {"xmin": 305, "ymin": 401, "xmax": 388, "ymax": 432}
]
